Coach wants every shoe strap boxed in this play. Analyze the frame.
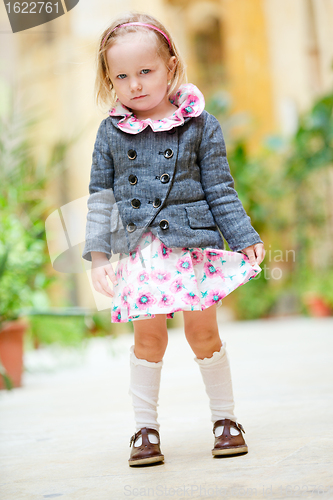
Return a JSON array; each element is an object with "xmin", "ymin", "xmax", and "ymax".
[
  {"xmin": 129, "ymin": 427, "xmax": 160, "ymax": 447},
  {"xmin": 213, "ymin": 419, "xmax": 245, "ymax": 434}
]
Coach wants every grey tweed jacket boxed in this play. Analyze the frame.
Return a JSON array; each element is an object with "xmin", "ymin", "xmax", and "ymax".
[{"xmin": 82, "ymin": 110, "xmax": 262, "ymax": 261}]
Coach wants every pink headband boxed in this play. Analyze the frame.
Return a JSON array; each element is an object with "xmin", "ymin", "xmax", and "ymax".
[{"xmin": 102, "ymin": 22, "xmax": 172, "ymax": 49}]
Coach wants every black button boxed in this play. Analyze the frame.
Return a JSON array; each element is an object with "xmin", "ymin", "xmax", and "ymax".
[
  {"xmin": 153, "ymin": 198, "xmax": 161, "ymax": 208},
  {"xmin": 159, "ymin": 219, "xmax": 169, "ymax": 230},
  {"xmin": 164, "ymin": 148, "xmax": 174, "ymax": 159},
  {"xmin": 127, "ymin": 149, "xmax": 137, "ymax": 160},
  {"xmin": 128, "ymin": 174, "xmax": 137, "ymax": 185},
  {"xmin": 160, "ymin": 173, "xmax": 170, "ymax": 184},
  {"xmin": 126, "ymin": 222, "xmax": 137, "ymax": 233},
  {"xmin": 131, "ymin": 199, "xmax": 141, "ymax": 209}
]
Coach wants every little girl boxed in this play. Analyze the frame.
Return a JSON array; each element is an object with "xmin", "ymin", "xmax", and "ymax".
[{"xmin": 82, "ymin": 12, "xmax": 265, "ymax": 467}]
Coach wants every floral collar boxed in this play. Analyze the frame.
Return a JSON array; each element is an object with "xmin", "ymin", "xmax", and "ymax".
[{"xmin": 108, "ymin": 83, "xmax": 205, "ymax": 134}]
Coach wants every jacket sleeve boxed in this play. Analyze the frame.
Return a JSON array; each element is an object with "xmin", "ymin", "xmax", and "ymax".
[
  {"xmin": 82, "ymin": 119, "xmax": 115, "ymax": 262},
  {"xmin": 197, "ymin": 113, "xmax": 263, "ymax": 252}
]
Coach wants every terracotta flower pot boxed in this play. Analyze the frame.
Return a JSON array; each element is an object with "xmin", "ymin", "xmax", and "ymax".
[
  {"xmin": 0, "ymin": 319, "xmax": 27, "ymax": 390},
  {"xmin": 304, "ymin": 294, "xmax": 332, "ymax": 317}
]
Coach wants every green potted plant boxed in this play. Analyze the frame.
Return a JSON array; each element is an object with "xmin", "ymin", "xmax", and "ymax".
[
  {"xmin": 0, "ymin": 233, "xmax": 25, "ymax": 390},
  {"xmin": 0, "ymin": 107, "xmax": 70, "ymax": 389},
  {"xmin": 284, "ymin": 90, "xmax": 333, "ymax": 316},
  {"xmin": 0, "ymin": 210, "xmax": 55, "ymax": 389}
]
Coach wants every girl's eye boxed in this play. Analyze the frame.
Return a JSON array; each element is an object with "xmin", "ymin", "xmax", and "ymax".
[
  {"xmin": 141, "ymin": 69, "xmax": 150, "ymax": 74},
  {"xmin": 117, "ymin": 74, "xmax": 127, "ymax": 79}
]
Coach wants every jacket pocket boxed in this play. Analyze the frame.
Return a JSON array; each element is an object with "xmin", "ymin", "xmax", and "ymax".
[{"xmin": 185, "ymin": 203, "xmax": 216, "ymax": 229}]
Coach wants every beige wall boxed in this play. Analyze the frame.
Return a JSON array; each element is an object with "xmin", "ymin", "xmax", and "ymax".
[
  {"xmin": 265, "ymin": 0, "xmax": 333, "ymax": 136},
  {"xmin": 220, "ymin": 0, "xmax": 275, "ymax": 149},
  {"xmin": 166, "ymin": 0, "xmax": 333, "ymax": 143},
  {"xmin": 164, "ymin": 0, "xmax": 275, "ymax": 150}
]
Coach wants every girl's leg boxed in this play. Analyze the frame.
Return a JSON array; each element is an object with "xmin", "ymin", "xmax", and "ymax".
[
  {"xmin": 183, "ymin": 305, "xmax": 248, "ymax": 455},
  {"xmin": 130, "ymin": 315, "xmax": 168, "ymax": 433},
  {"xmin": 183, "ymin": 305, "xmax": 236, "ymax": 423}
]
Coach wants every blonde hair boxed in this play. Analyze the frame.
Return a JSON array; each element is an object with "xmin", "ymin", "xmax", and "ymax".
[{"xmin": 95, "ymin": 12, "xmax": 187, "ymax": 110}]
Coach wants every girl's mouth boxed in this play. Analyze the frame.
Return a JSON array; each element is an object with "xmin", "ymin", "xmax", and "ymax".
[{"xmin": 132, "ymin": 95, "xmax": 147, "ymax": 100}]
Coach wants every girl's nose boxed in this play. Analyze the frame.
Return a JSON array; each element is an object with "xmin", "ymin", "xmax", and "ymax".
[{"xmin": 130, "ymin": 78, "xmax": 142, "ymax": 92}]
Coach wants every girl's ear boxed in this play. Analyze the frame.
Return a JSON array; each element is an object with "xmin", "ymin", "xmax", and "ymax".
[{"xmin": 167, "ymin": 56, "xmax": 177, "ymax": 78}]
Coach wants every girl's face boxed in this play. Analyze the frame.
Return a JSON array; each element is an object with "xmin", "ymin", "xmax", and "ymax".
[{"xmin": 106, "ymin": 32, "xmax": 177, "ymax": 120}]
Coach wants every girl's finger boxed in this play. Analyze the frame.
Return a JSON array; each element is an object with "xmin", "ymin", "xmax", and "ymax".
[
  {"xmin": 99, "ymin": 285, "xmax": 114, "ymax": 298},
  {"xmin": 100, "ymin": 273, "xmax": 115, "ymax": 296},
  {"xmin": 259, "ymin": 249, "xmax": 265, "ymax": 264},
  {"xmin": 93, "ymin": 276, "xmax": 114, "ymax": 297},
  {"xmin": 245, "ymin": 249, "xmax": 256, "ymax": 266},
  {"xmin": 255, "ymin": 245, "xmax": 265, "ymax": 265},
  {"xmin": 105, "ymin": 265, "xmax": 118, "ymax": 285}
]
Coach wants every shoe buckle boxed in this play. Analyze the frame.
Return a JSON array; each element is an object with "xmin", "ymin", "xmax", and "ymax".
[
  {"xmin": 236, "ymin": 422, "xmax": 245, "ymax": 434},
  {"xmin": 129, "ymin": 434, "xmax": 135, "ymax": 447},
  {"xmin": 130, "ymin": 429, "xmax": 141, "ymax": 447}
]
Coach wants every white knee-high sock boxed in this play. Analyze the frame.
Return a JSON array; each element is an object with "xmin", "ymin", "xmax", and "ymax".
[
  {"xmin": 194, "ymin": 341, "xmax": 237, "ymax": 426},
  {"xmin": 129, "ymin": 345, "xmax": 162, "ymax": 435}
]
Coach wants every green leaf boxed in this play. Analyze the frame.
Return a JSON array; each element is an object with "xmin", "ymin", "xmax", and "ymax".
[{"xmin": 0, "ymin": 359, "xmax": 13, "ymax": 390}]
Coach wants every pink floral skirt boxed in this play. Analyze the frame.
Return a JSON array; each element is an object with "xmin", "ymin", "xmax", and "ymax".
[{"xmin": 111, "ymin": 230, "xmax": 261, "ymax": 322}]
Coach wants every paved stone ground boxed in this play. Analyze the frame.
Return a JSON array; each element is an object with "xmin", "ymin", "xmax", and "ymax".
[{"xmin": 1, "ymin": 316, "xmax": 333, "ymax": 500}]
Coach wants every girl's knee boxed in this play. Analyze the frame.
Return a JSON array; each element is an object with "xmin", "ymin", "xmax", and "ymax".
[
  {"xmin": 134, "ymin": 320, "xmax": 168, "ymax": 362},
  {"xmin": 184, "ymin": 322, "xmax": 222, "ymax": 359},
  {"xmin": 183, "ymin": 308, "xmax": 218, "ymax": 340},
  {"xmin": 135, "ymin": 330, "xmax": 168, "ymax": 349},
  {"xmin": 185, "ymin": 327, "xmax": 219, "ymax": 347}
]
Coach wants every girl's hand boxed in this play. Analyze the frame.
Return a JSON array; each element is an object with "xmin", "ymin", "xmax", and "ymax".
[
  {"xmin": 241, "ymin": 243, "xmax": 265, "ymax": 267},
  {"xmin": 91, "ymin": 253, "xmax": 118, "ymax": 298}
]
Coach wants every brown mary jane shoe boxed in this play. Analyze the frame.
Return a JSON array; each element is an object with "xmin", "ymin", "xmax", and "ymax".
[
  {"xmin": 129, "ymin": 427, "xmax": 164, "ymax": 466},
  {"xmin": 212, "ymin": 419, "xmax": 248, "ymax": 456}
]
